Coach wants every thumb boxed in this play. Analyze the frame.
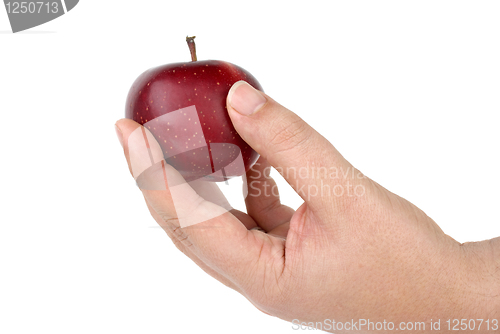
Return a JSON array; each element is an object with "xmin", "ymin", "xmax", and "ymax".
[{"xmin": 227, "ymin": 81, "xmax": 361, "ymax": 209}]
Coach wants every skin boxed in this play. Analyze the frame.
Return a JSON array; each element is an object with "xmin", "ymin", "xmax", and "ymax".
[{"xmin": 115, "ymin": 81, "xmax": 500, "ymax": 333}]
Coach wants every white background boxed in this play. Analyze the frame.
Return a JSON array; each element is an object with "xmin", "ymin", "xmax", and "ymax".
[{"xmin": 1, "ymin": 1, "xmax": 499, "ymax": 333}]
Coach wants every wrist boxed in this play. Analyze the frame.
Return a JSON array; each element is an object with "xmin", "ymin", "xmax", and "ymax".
[{"xmin": 459, "ymin": 238, "xmax": 500, "ymax": 318}]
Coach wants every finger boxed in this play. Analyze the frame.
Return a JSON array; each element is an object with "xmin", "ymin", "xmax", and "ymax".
[
  {"xmin": 143, "ymin": 194, "xmax": 240, "ymax": 292},
  {"xmin": 267, "ymin": 222, "xmax": 289, "ymax": 240},
  {"xmin": 116, "ymin": 118, "xmax": 284, "ymax": 285},
  {"xmin": 117, "ymin": 118, "xmax": 226, "ymax": 225},
  {"xmin": 227, "ymin": 81, "xmax": 366, "ymax": 214},
  {"xmin": 229, "ymin": 209, "xmax": 259, "ymax": 230},
  {"xmin": 188, "ymin": 178, "xmax": 232, "ymax": 212},
  {"xmin": 244, "ymin": 156, "xmax": 294, "ymax": 232}
]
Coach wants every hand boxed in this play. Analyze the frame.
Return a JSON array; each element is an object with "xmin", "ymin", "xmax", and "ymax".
[{"xmin": 115, "ymin": 81, "xmax": 500, "ymax": 332}]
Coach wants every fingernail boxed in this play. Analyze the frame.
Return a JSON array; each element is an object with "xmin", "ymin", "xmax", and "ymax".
[
  {"xmin": 267, "ymin": 233, "xmax": 286, "ymax": 241},
  {"xmin": 115, "ymin": 124, "xmax": 123, "ymax": 147},
  {"xmin": 228, "ymin": 81, "xmax": 266, "ymax": 116}
]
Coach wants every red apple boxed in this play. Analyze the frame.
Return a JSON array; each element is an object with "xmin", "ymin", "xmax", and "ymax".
[{"xmin": 125, "ymin": 36, "xmax": 261, "ymax": 182}]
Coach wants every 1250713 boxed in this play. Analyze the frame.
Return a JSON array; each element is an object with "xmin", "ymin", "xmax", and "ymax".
[{"xmin": 5, "ymin": 2, "xmax": 60, "ymax": 14}]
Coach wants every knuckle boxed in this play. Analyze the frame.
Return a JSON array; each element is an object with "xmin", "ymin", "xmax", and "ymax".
[
  {"xmin": 172, "ymin": 225, "xmax": 193, "ymax": 248},
  {"xmin": 259, "ymin": 197, "xmax": 282, "ymax": 217},
  {"xmin": 160, "ymin": 214, "xmax": 180, "ymax": 229},
  {"xmin": 267, "ymin": 116, "xmax": 312, "ymax": 156},
  {"xmin": 242, "ymin": 249, "xmax": 288, "ymax": 312},
  {"xmin": 161, "ymin": 216, "xmax": 194, "ymax": 249}
]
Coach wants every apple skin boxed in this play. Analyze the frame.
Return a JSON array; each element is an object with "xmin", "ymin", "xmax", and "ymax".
[{"xmin": 125, "ymin": 60, "xmax": 262, "ymax": 182}]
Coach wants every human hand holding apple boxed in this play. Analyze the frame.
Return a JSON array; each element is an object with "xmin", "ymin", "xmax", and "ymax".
[
  {"xmin": 116, "ymin": 39, "xmax": 499, "ymax": 331},
  {"xmin": 125, "ymin": 36, "xmax": 261, "ymax": 182}
]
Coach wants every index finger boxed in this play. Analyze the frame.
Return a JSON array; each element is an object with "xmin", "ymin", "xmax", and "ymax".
[{"xmin": 116, "ymin": 118, "xmax": 282, "ymax": 284}]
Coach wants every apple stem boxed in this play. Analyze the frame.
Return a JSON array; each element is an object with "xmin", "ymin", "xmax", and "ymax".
[{"xmin": 186, "ymin": 36, "xmax": 197, "ymax": 62}]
